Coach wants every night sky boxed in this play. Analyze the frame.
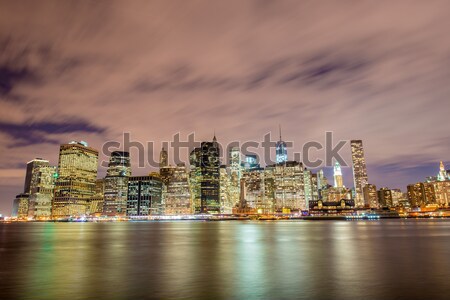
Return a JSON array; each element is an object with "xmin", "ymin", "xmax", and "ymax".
[{"xmin": 0, "ymin": 1, "xmax": 449, "ymax": 214}]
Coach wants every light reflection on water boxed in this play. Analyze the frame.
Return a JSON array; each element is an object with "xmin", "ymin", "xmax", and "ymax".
[{"xmin": 1, "ymin": 220, "xmax": 449, "ymax": 300}]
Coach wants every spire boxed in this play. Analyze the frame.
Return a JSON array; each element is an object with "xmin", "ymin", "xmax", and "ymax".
[
  {"xmin": 213, "ymin": 129, "xmax": 217, "ymax": 142},
  {"xmin": 279, "ymin": 124, "xmax": 282, "ymax": 141},
  {"xmin": 440, "ymin": 161, "xmax": 445, "ymax": 171}
]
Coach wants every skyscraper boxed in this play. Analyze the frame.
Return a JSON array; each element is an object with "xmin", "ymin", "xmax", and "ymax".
[
  {"xmin": 103, "ymin": 151, "xmax": 131, "ymax": 217},
  {"xmin": 377, "ymin": 187, "xmax": 393, "ymax": 207},
  {"xmin": 28, "ymin": 164, "xmax": 57, "ymax": 219},
  {"xmin": 24, "ymin": 158, "xmax": 50, "ymax": 194},
  {"xmin": 199, "ymin": 136, "xmax": 221, "ymax": 213},
  {"xmin": 275, "ymin": 126, "xmax": 288, "ymax": 164},
  {"xmin": 363, "ymin": 184, "xmax": 378, "ymax": 208},
  {"xmin": 351, "ymin": 140, "xmax": 368, "ymax": 207},
  {"xmin": 12, "ymin": 193, "xmax": 29, "ymax": 219},
  {"xmin": 266, "ymin": 161, "xmax": 305, "ymax": 212},
  {"xmin": 53, "ymin": 141, "xmax": 98, "ymax": 218},
  {"xmin": 228, "ymin": 146, "xmax": 241, "ymax": 210},
  {"xmin": 161, "ymin": 163, "xmax": 192, "ymax": 215},
  {"xmin": 333, "ymin": 161, "xmax": 343, "ymax": 188},
  {"xmin": 127, "ymin": 175, "xmax": 163, "ymax": 216},
  {"xmin": 437, "ymin": 161, "xmax": 447, "ymax": 181},
  {"xmin": 189, "ymin": 147, "xmax": 202, "ymax": 213}
]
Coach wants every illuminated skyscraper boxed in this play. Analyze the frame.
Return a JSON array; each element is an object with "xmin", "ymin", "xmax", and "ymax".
[
  {"xmin": 363, "ymin": 184, "xmax": 378, "ymax": 208},
  {"xmin": 127, "ymin": 175, "xmax": 163, "ymax": 216},
  {"xmin": 228, "ymin": 146, "xmax": 241, "ymax": 210},
  {"xmin": 437, "ymin": 161, "xmax": 447, "ymax": 181},
  {"xmin": 275, "ymin": 126, "xmax": 288, "ymax": 164},
  {"xmin": 304, "ymin": 168, "xmax": 313, "ymax": 209},
  {"xmin": 333, "ymin": 161, "xmax": 343, "ymax": 188},
  {"xmin": 103, "ymin": 151, "xmax": 131, "ymax": 217},
  {"xmin": 53, "ymin": 141, "xmax": 98, "ymax": 218},
  {"xmin": 377, "ymin": 187, "xmax": 393, "ymax": 207},
  {"xmin": 189, "ymin": 147, "xmax": 202, "ymax": 213},
  {"xmin": 24, "ymin": 158, "xmax": 50, "ymax": 194},
  {"xmin": 161, "ymin": 163, "xmax": 191, "ymax": 215},
  {"xmin": 199, "ymin": 136, "xmax": 221, "ymax": 213},
  {"xmin": 351, "ymin": 140, "xmax": 368, "ymax": 207},
  {"xmin": 12, "ymin": 193, "xmax": 29, "ymax": 219},
  {"xmin": 89, "ymin": 179, "xmax": 105, "ymax": 216},
  {"xmin": 28, "ymin": 164, "xmax": 57, "ymax": 219},
  {"xmin": 219, "ymin": 165, "xmax": 231, "ymax": 213},
  {"xmin": 266, "ymin": 161, "xmax": 305, "ymax": 212},
  {"xmin": 407, "ymin": 182, "xmax": 436, "ymax": 207},
  {"xmin": 240, "ymin": 166, "xmax": 273, "ymax": 213}
]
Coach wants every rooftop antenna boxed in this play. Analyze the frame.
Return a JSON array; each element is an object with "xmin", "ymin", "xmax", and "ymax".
[{"xmin": 279, "ymin": 124, "xmax": 282, "ymax": 141}]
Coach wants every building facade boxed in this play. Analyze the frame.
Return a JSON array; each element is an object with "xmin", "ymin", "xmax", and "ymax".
[
  {"xmin": 103, "ymin": 151, "xmax": 131, "ymax": 217},
  {"xmin": 351, "ymin": 140, "xmax": 368, "ymax": 207},
  {"xmin": 127, "ymin": 176, "xmax": 163, "ymax": 216},
  {"xmin": 53, "ymin": 141, "xmax": 98, "ymax": 218}
]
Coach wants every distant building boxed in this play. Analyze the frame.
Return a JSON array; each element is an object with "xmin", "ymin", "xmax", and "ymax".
[
  {"xmin": 228, "ymin": 146, "xmax": 241, "ymax": 210},
  {"xmin": 407, "ymin": 182, "xmax": 436, "ymax": 207},
  {"xmin": 363, "ymin": 184, "xmax": 378, "ymax": 208},
  {"xmin": 265, "ymin": 161, "xmax": 305, "ymax": 212},
  {"xmin": 161, "ymin": 162, "xmax": 191, "ymax": 215},
  {"xmin": 351, "ymin": 140, "xmax": 368, "ymax": 207},
  {"xmin": 88, "ymin": 179, "xmax": 105, "ymax": 216},
  {"xmin": 390, "ymin": 188, "xmax": 404, "ymax": 207},
  {"xmin": 12, "ymin": 193, "xmax": 29, "ymax": 219},
  {"xmin": 333, "ymin": 161, "xmax": 343, "ymax": 188},
  {"xmin": 189, "ymin": 147, "xmax": 202, "ymax": 213},
  {"xmin": 127, "ymin": 176, "xmax": 163, "ymax": 216},
  {"xmin": 28, "ymin": 165, "xmax": 57, "ymax": 219},
  {"xmin": 275, "ymin": 126, "xmax": 288, "ymax": 164},
  {"xmin": 219, "ymin": 165, "xmax": 232, "ymax": 213},
  {"xmin": 199, "ymin": 136, "xmax": 221, "ymax": 213},
  {"xmin": 377, "ymin": 187, "xmax": 393, "ymax": 207},
  {"xmin": 24, "ymin": 158, "xmax": 50, "ymax": 194},
  {"xmin": 240, "ymin": 167, "xmax": 273, "ymax": 214},
  {"xmin": 103, "ymin": 151, "xmax": 131, "ymax": 217},
  {"xmin": 159, "ymin": 146, "xmax": 168, "ymax": 168},
  {"xmin": 53, "ymin": 141, "xmax": 98, "ymax": 218}
]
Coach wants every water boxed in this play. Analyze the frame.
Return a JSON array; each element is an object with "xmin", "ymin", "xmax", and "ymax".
[{"xmin": 0, "ymin": 220, "xmax": 449, "ymax": 300}]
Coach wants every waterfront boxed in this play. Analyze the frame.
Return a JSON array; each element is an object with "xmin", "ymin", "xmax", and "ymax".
[{"xmin": 1, "ymin": 220, "xmax": 449, "ymax": 300}]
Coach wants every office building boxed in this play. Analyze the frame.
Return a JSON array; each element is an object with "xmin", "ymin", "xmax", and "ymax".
[
  {"xmin": 24, "ymin": 158, "xmax": 50, "ymax": 194},
  {"xmin": 127, "ymin": 175, "xmax": 163, "ymax": 216},
  {"xmin": 28, "ymin": 165, "xmax": 57, "ymax": 219},
  {"xmin": 12, "ymin": 193, "xmax": 29, "ymax": 219},
  {"xmin": 363, "ymin": 184, "xmax": 378, "ymax": 208},
  {"xmin": 351, "ymin": 140, "xmax": 368, "ymax": 207},
  {"xmin": 53, "ymin": 141, "xmax": 98, "ymax": 218},
  {"xmin": 103, "ymin": 151, "xmax": 131, "ymax": 217},
  {"xmin": 377, "ymin": 187, "xmax": 393, "ymax": 207}
]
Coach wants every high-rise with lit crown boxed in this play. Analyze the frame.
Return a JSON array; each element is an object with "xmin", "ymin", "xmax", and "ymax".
[
  {"xmin": 333, "ymin": 161, "xmax": 343, "ymax": 188},
  {"xmin": 52, "ymin": 141, "xmax": 98, "ymax": 218},
  {"xmin": 351, "ymin": 140, "xmax": 368, "ymax": 207},
  {"xmin": 276, "ymin": 126, "xmax": 287, "ymax": 164}
]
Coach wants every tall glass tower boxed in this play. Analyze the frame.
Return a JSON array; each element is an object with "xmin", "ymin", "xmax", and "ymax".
[
  {"xmin": 351, "ymin": 140, "xmax": 368, "ymax": 207},
  {"xmin": 103, "ymin": 151, "xmax": 131, "ymax": 217},
  {"xmin": 333, "ymin": 161, "xmax": 343, "ymax": 188},
  {"xmin": 276, "ymin": 126, "xmax": 287, "ymax": 164}
]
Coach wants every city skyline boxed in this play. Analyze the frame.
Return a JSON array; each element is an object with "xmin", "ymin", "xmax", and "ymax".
[{"xmin": 1, "ymin": 1, "xmax": 450, "ymax": 214}]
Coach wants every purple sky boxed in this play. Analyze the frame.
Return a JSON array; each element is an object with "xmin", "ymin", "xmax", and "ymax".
[{"xmin": 0, "ymin": 1, "xmax": 449, "ymax": 214}]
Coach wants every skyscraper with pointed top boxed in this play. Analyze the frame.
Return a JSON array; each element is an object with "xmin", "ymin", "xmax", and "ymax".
[
  {"xmin": 333, "ymin": 161, "xmax": 343, "ymax": 188},
  {"xmin": 159, "ymin": 146, "xmax": 168, "ymax": 168},
  {"xmin": 276, "ymin": 125, "xmax": 287, "ymax": 164},
  {"xmin": 199, "ymin": 134, "xmax": 221, "ymax": 213}
]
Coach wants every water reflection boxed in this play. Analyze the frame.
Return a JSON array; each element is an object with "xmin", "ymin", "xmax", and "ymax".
[{"xmin": 1, "ymin": 220, "xmax": 449, "ymax": 300}]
